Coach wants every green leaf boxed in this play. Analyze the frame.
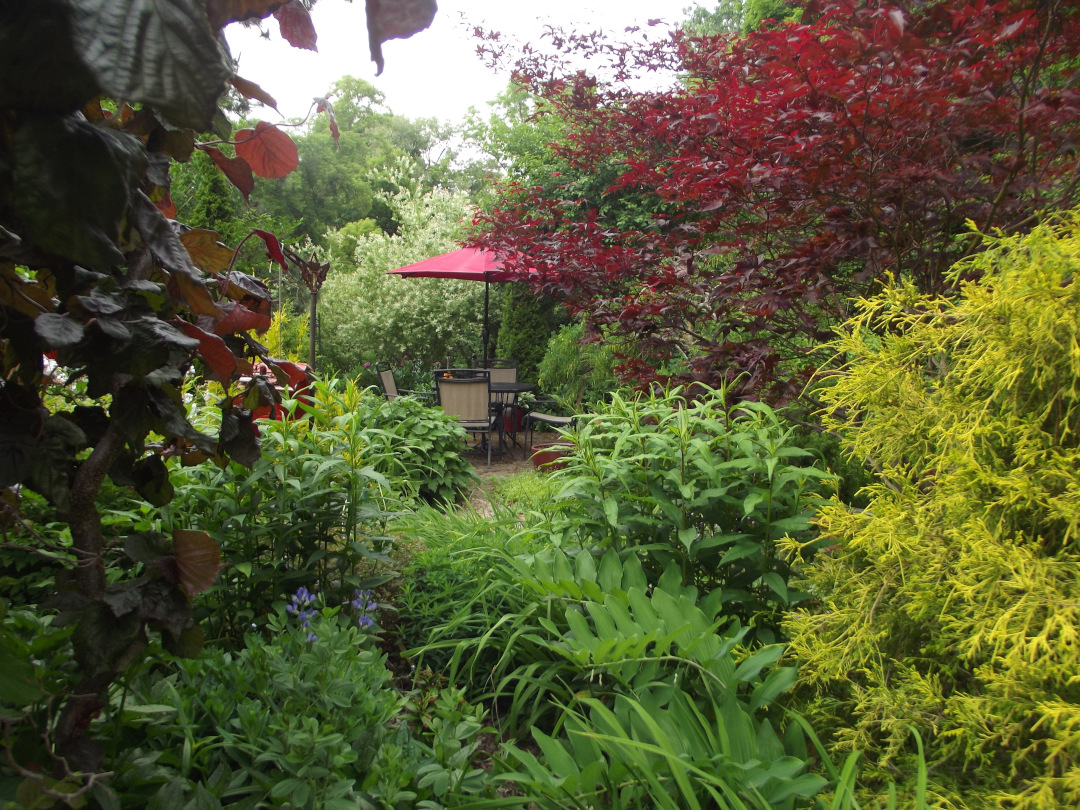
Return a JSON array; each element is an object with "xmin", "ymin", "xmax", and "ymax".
[
  {"xmin": 734, "ymin": 644, "xmax": 785, "ymax": 682},
  {"xmin": 0, "ymin": 645, "xmax": 44, "ymax": 706},
  {"xmin": 677, "ymin": 526, "xmax": 697, "ymax": 551},
  {"xmin": 598, "ymin": 548, "xmax": 623, "ymax": 593},
  {"xmin": 760, "ymin": 572, "xmax": 789, "ymax": 603},
  {"xmin": 70, "ymin": 0, "xmax": 232, "ymax": 131},
  {"xmin": 742, "ymin": 491, "xmax": 764, "ymax": 516},
  {"xmin": 750, "ymin": 666, "xmax": 798, "ymax": 711},
  {"xmin": 719, "ymin": 539, "xmax": 761, "ymax": 566},
  {"xmin": 603, "ymin": 496, "xmax": 619, "ymax": 527}
]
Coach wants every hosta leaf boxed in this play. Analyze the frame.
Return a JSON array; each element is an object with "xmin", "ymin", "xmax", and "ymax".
[
  {"xmin": 233, "ymin": 121, "xmax": 298, "ymax": 179},
  {"xmin": 70, "ymin": 0, "xmax": 232, "ymax": 131}
]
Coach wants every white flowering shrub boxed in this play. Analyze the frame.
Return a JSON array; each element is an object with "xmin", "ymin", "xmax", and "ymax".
[{"xmin": 319, "ymin": 158, "xmax": 493, "ymax": 375}]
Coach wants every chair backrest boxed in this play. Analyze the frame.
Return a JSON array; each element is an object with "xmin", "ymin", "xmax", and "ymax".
[
  {"xmin": 375, "ymin": 361, "xmax": 398, "ymax": 400},
  {"xmin": 478, "ymin": 358, "xmax": 518, "ymax": 388},
  {"xmin": 435, "ymin": 373, "xmax": 491, "ymax": 423},
  {"xmin": 487, "ymin": 364, "xmax": 518, "ymax": 385}
]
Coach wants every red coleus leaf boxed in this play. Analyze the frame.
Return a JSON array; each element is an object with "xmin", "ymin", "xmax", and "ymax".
[
  {"xmin": 210, "ymin": 301, "xmax": 272, "ymax": 336},
  {"xmin": 230, "ymin": 75, "xmax": 278, "ymax": 109},
  {"xmin": 175, "ymin": 319, "xmax": 238, "ymax": 382},
  {"xmin": 172, "ymin": 530, "xmax": 223, "ymax": 596},
  {"xmin": 199, "ymin": 144, "xmax": 255, "ymax": 201},
  {"xmin": 274, "ymin": 0, "xmax": 317, "ymax": 51},
  {"xmin": 233, "ymin": 121, "xmax": 299, "ymax": 179},
  {"xmin": 253, "ymin": 229, "xmax": 288, "ymax": 271}
]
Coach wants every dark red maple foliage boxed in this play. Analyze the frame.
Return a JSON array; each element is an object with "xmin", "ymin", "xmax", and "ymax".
[{"xmin": 476, "ymin": 0, "xmax": 1080, "ymax": 403}]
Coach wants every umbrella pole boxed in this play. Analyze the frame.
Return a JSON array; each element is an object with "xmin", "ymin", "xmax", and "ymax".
[{"xmin": 482, "ymin": 278, "xmax": 490, "ymax": 367}]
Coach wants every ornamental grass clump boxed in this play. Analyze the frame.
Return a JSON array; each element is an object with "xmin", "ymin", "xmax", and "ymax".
[{"xmin": 783, "ymin": 212, "xmax": 1080, "ymax": 808}]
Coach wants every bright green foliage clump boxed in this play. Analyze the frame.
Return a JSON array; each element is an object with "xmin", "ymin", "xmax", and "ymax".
[
  {"xmin": 537, "ymin": 322, "xmax": 621, "ymax": 409},
  {"xmin": 540, "ymin": 387, "xmax": 834, "ymax": 642},
  {"xmin": 784, "ymin": 215, "xmax": 1080, "ymax": 807}
]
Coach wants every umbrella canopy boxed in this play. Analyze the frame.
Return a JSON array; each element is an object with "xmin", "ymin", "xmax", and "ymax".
[{"xmin": 388, "ymin": 248, "xmax": 530, "ymax": 365}]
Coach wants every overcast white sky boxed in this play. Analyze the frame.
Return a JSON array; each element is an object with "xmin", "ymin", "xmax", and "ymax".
[{"xmin": 226, "ymin": 0, "xmax": 700, "ymax": 124}]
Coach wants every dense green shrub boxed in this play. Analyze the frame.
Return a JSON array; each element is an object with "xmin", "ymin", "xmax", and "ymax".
[
  {"xmin": 494, "ymin": 284, "xmax": 565, "ymax": 384},
  {"xmin": 108, "ymin": 603, "xmax": 491, "ymax": 809},
  {"xmin": 783, "ymin": 214, "xmax": 1080, "ymax": 807},
  {"xmin": 536, "ymin": 387, "xmax": 834, "ymax": 642},
  {"xmin": 157, "ymin": 379, "xmax": 477, "ymax": 643},
  {"xmin": 536, "ymin": 321, "xmax": 620, "ymax": 410}
]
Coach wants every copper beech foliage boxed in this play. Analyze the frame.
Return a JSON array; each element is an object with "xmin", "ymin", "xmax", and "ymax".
[
  {"xmin": 476, "ymin": 0, "xmax": 1080, "ymax": 403},
  {"xmin": 0, "ymin": 0, "xmax": 435, "ymax": 781}
]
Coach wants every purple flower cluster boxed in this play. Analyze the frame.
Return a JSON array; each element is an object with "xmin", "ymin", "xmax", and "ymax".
[
  {"xmin": 286, "ymin": 586, "xmax": 319, "ymax": 642},
  {"xmin": 351, "ymin": 589, "xmax": 379, "ymax": 630}
]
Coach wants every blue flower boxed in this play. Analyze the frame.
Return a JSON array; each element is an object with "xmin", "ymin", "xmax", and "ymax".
[
  {"xmin": 287, "ymin": 588, "xmax": 320, "ymax": 637},
  {"xmin": 352, "ymin": 588, "xmax": 378, "ymax": 630}
]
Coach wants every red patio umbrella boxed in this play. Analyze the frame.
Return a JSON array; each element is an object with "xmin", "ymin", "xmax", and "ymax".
[{"xmin": 387, "ymin": 248, "xmax": 531, "ymax": 366}]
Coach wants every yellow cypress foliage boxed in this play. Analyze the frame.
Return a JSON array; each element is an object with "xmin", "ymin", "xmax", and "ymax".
[{"xmin": 784, "ymin": 211, "xmax": 1080, "ymax": 808}]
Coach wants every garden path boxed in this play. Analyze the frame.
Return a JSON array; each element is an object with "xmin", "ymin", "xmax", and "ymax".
[{"xmin": 465, "ymin": 452, "xmax": 536, "ymax": 517}]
